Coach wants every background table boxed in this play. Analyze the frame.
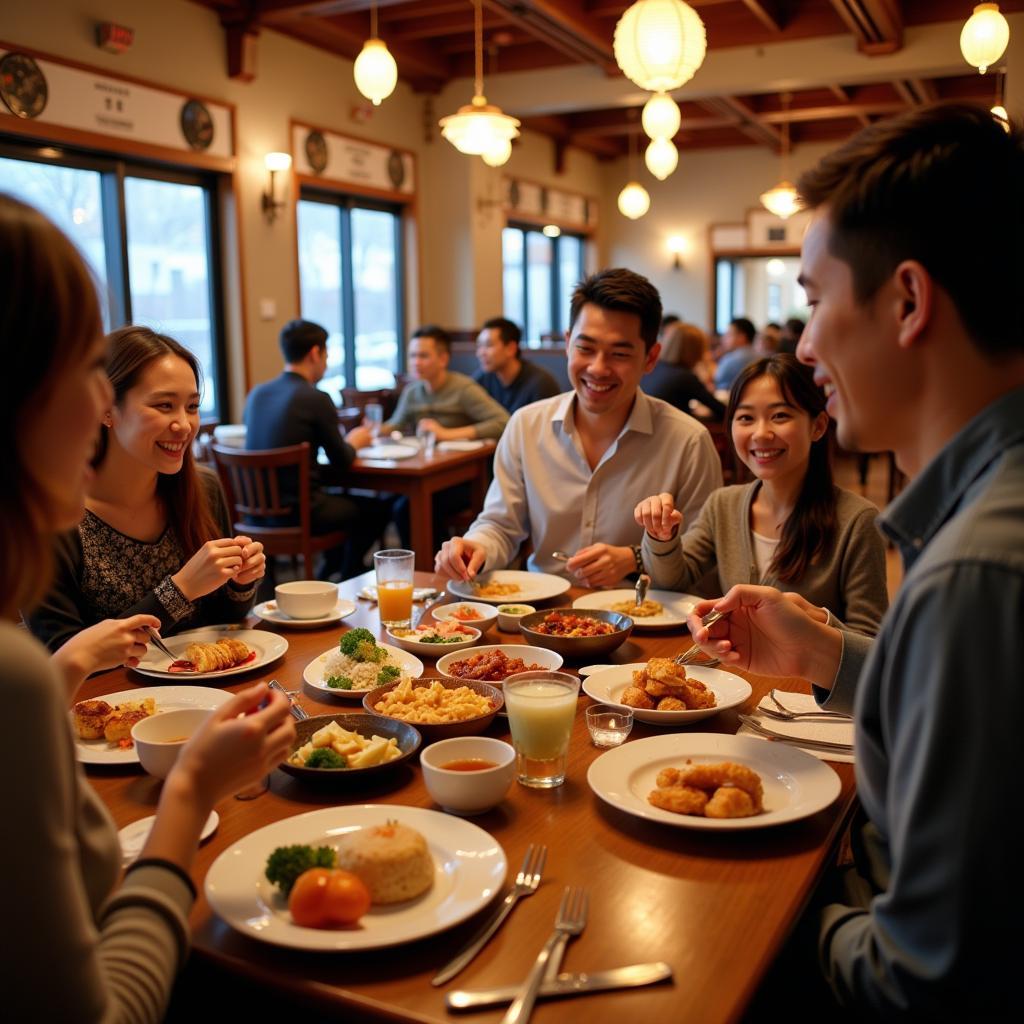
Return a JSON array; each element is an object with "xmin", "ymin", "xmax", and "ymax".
[{"xmin": 78, "ymin": 571, "xmax": 856, "ymax": 1023}]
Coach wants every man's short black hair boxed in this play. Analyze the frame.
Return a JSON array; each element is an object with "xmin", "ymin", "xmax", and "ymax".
[
  {"xmin": 280, "ymin": 319, "xmax": 328, "ymax": 363},
  {"xmin": 481, "ymin": 317, "xmax": 522, "ymax": 352},
  {"xmin": 730, "ymin": 317, "xmax": 756, "ymax": 343},
  {"xmin": 411, "ymin": 325, "xmax": 452, "ymax": 356},
  {"xmin": 660, "ymin": 313, "xmax": 681, "ymax": 331},
  {"xmin": 568, "ymin": 268, "xmax": 662, "ymax": 351}
]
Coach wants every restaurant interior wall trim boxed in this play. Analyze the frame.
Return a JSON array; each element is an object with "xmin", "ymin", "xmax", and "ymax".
[{"xmin": 602, "ymin": 141, "xmax": 836, "ymax": 333}]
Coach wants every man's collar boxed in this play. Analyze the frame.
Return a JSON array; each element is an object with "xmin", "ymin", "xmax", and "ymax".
[
  {"xmin": 551, "ymin": 388, "xmax": 655, "ymax": 437},
  {"xmin": 880, "ymin": 385, "xmax": 1024, "ymax": 553}
]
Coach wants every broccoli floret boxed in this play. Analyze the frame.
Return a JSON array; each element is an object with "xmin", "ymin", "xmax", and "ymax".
[
  {"xmin": 264, "ymin": 844, "xmax": 336, "ymax": 896},
  {"xmin": 305, "ymin": 747, "xmax": 346, "ymax": 769},
  {"xmin": 326, "ymin": 675, "xmax": 354, "ymax": 690},
  {"xmin": 339, "ymin": 627, "xmax": 377, "ymax": 657},
  {"xmin": 377, "ymin": 664, "xmax": 401, "ymax": 684}
]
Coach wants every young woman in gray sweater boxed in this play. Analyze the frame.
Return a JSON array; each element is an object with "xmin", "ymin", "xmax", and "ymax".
[{"xmin": 636, "ymin": 354, "xmax": 887, "ymax": 636}]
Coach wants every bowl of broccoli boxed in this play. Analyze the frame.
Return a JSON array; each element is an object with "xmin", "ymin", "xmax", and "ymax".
[{"xmin": 280, "ymin": 712, "xmax": 421, "ymax": 782}]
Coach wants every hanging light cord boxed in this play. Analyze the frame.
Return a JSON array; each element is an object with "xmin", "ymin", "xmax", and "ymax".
[
  {"xmin": 371, "ymin": 0, "xmax": 378, "ymax": 39},
  {"xmin": 474, "ymin": 0, "xmax": 484, "ymax": 99},
  {"xmin": 781, "ymin": 92, "xmax": 791, "ymax": 180}
]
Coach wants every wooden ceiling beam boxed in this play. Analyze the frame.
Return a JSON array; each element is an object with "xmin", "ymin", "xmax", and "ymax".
[
  {"xmin": 760, "ymin": 101, "xmax": 905, "ymax": 123},
  {"xmin": 740, "ymin": 0, "xmax": 786, "ymax": 33},
  {"xmin": 829, "ymin": 0, "xmax": 903, "ymax": 55},
  {"xmin": 697, "ymin": 95, "xmax": 783, "ymax": 150},
  {"xmin": 255, "ymin": 0, "xmax": 412, "ymax": 15},
  {"xmin": 893, "ymin": 78, "xmax": 936, "ymax": 107},
  {"xmin": 484, "ymin": 0, "xmax": 618, "ymax": 72}
]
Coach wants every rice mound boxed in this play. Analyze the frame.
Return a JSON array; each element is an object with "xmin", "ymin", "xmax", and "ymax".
[
  {"xmin": 335, "ymin": 822, "xmax": 434, "ymax": 904},
  {"xmin": 321, "ymin": 649, "xmax": 402, "ymax": 690}
]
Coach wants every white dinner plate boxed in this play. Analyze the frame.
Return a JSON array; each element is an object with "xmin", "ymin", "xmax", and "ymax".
[
  {"xmin": 120, "ymin": 810, "xmax": 219, "ymax": 865},
  {"xmin": 252, "ymin": 598, "xmax": 357, "ymax": 629},
  {"xmin": 385, "ymin": 624, "xmax": 482, "ymax": 657},
  {"xmin": 132, "ymin": 627, "xmax": 288, "ymax": 680},
  {"xmin": 573, "ymin": 589, "xmax": 701, "ymax": 630},
  {"xmin": 587, "ymin": 733, "xmax": 841, "ymax": 831},
  {"xmin": 303, "ymin": 641, "xmax": 424, "ymax": 698},
  {"xmin": 437, "ymin": 439, "xmax": 486, "ymax": 452},
  {"xmin": 582, "ymin": 663, "xmax": 752, "ymax": 725},
  {"xmin": 358, "ymin": 444, "xmax": 418, "ymax": 461},
  {"xmin": 448, "ymin": 570, "xmax": 571, "ymax": 605},
  {"xmin": 204, "ymin": 804, "xmax": 507, "ymax": 950},
  {"xmin": 72, "ymin": 686, "xmax": 234, "ymax": 765}
]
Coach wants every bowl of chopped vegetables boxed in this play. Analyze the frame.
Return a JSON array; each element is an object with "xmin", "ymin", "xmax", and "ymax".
[
  {"xmin": 303, "ymin": 627, "xmax": 424, "ymax": 699},
  {"xmin": 386, "ymin": 620, "xmax": 481, "ymax": 656},
  {"xmin": 280, "ymin": 713, "xmax": 421, "ymax": 781},
  {"xmin": 518, "ymin": 608, "xmax": 634, "ymax": 660}
]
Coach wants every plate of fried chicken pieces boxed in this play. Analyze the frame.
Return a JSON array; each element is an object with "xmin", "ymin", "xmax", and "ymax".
[{"xmin": 581, "ymin": 658, "xmax": 751, "ymax": 725}]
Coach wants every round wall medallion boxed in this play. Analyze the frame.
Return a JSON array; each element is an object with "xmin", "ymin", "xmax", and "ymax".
[
  {"xmin": 305, "ymin": 130, "xmax": 328, "ymax": 174},
  {"xmin": 180, "ymin": 98, "xmax": 214, "ymax": 151},
  {"xmin": 0, "ymin": 53, "xmax": 48, "ymax": 120},
  {"xmin": 387, "ymin": 150, "xmax": 405, "ymax": 189}
]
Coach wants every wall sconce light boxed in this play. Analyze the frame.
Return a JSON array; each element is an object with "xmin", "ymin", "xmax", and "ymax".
[
  {"xmin": 542, "ymin": 224, "xmax": 561, "ymax": 238},
  {"xmin": 262, "ymin": 151, "xmax": 292, "ymax": 223},
  {"xmin": 668, "ymin": 235, "xmax": 687, "ymax": 270}
]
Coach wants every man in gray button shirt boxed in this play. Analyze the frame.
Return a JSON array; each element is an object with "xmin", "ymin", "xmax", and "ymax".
[{"xmin": 687, "ymin": 104, "xmax": 1024, "ymax": 1017}]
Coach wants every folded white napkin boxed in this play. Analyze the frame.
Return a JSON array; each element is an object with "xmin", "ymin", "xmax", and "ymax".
[
  {"xmin": 358, "ymin": 585, "xmax": 437, "ymax": 603},
  {"xmin": 437, "ymin": 439, "xmax": 486, "ymax": 452},
  {"xmin": 740, "ymin": 690, "xmax": 855, "ymax": 763}
]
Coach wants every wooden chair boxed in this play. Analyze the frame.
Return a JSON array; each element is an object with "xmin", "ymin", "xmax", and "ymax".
[
  {"xmin": 210, "ymin": 443, "xmax": 347, "ymax": 581},
  {"xmin": 192, "ymin": 417, "xmax": 219, "ymax": 466}
]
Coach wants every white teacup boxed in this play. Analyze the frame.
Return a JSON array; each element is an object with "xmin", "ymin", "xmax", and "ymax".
[
  {"xmin": 132, "ymin": 708, "xmax": 212, "ymax": 779},
  {"xmin": 274, "ymin": 580, "xmax": 338, "ymax": 619},
  {"xmin": 420, "ymin": 737, "xmax": 516, "ymax": 815}
]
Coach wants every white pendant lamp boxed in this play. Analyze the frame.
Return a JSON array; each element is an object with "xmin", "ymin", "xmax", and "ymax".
[
  {"xmin": 439, "ymin": 0, "xmax": 520, "ymax": 159},
  {"xmin": 642, "ymin": 91, "xmax": 681, "ymax": 140},
  {"xmin": 481, "ymin": 137, "xmax": 512, "ymax": 167},
  {"xmin": 618, "ymin": 181, "xmax": 651, "ymax": 219},
  {"xmin": 353, "ymin": 3, "xmax": 398, "ymax": 106},
  {"xmin": 960, "ymin": 4, "xmax": 1010, "ymax": 74},
  {"xmin": 760, "ymin": 93, "xmax": 800, "ymax": 220},
  {"xmin": 645, "ymin": 136, "xmax": 679, "ymax": 180},
  {"xmin": 614, "ymin": 0, "xmax": 707, "ymax": 92}
]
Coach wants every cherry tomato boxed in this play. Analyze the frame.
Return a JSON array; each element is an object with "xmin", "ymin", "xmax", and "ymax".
[{"xmin": 289, "ymin": 868, "xmax": 371, "ymax": 929}]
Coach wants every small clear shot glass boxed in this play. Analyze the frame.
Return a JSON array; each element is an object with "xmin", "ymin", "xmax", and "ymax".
[{"xmin": 585, "ymin": 705, "xmax": 634, "ymax": 748}]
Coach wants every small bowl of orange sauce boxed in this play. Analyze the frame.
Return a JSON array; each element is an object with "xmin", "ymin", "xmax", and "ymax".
[{"xmin": 420, "ymin": 736, "xmax": 515, "ymax": 815}]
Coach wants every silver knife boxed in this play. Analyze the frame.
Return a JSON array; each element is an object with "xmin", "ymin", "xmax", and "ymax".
[{"xmin": 446, "ymin": 962, "xmax": 673, "ymax": 1011}]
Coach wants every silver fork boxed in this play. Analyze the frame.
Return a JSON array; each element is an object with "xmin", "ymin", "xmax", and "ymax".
[
  {"xmin": 738, "ymin": 714, "xmax": 854, "ymax": 753},
  {"xmin": 268, "ymin": 679, "xmax": 308, "ymax": 721},
  {"xmin": 432, "ymin": 844, "xmax": 547, "ymax": 987},
  {"xmin": 674, "ymin": 609, "xmax": 727, "ymax": 667},
  {"xmin": 143, "ymin": 626, "xmax": 177, "ymax": 662},
  {"xmin": 760, "ymin": 690, "xmax": 851, "ymax": 722},
  {"xmin": 501, "ymin": 887, "xmax": 588, "ymax": 1024}
]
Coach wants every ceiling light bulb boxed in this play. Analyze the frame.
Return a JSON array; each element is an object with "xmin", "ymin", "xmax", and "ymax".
[
  {"xmin": 481, "ymin": 137, "xmax": 512, "ymax": 166},
  {"xmin": 759, "ymin": 180, "xmax": 801, "ymax": 220},
  {"xmin": 354, "ymin": 38, "xmax": 398, "ymax": 106},
  {"xmin": 618, "ymin": 181, "xmax": 651, "ymax": 220},
  {"xmin": 614, "ymin": 0, "xmax": 707, "ymax": 92},
  {"xmin": 642, "ymin": 91, "xmax": 681, "ymax": 140},
  {"xmin": 645, "ymin": 137, "xmax": 679, "ymax": 180},
  {"xmin": 960, "ymin": 3, "xmax": 1010, "ymax": 74}
]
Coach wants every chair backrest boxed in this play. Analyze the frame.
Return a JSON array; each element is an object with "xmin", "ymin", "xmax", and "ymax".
[
  {"xmin": 211, "ymin": 442, "xmax": 311, "ymax": 535},
  {"xmin": 193, "ymin": 417, "xmax": 220, "ymax": 466}
]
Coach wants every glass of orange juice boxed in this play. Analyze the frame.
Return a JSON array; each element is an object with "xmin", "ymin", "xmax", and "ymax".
[{"xmin": 374, "ymin": 549, "xmax": 415, "ymax": 629}]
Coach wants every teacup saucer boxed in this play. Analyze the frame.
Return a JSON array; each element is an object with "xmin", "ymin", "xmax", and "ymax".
[{"xmin": 253, "ymin": 599, "xmax": 357, "ymax": 628}]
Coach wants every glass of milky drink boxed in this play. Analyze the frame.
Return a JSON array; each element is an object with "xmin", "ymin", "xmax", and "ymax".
[{"xmin": 503, "ymin": 671, "xmax": 580, "ymax": 788}]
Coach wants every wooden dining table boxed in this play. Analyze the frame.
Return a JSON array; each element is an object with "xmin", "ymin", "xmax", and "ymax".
[
  {"xmin": 347, "ymin": 443, "xmax": 496, "ymax": 570},
  {"xmin": 78, "ymin": 571, "xmax": 857, "ymax": 1023}
]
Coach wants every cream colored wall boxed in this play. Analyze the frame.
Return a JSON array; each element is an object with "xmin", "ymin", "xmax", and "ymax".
[{"xmin": 600, "ymin": 142, "xmax": 836, "ymax": 332}]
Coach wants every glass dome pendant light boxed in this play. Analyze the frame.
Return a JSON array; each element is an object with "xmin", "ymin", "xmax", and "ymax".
[
  {"xmin": 760, "ymin": 94, "xmax": 800, "ymax": 220},
  {"xmin": 618, "ymin": 128, "xmax": 651, "ymax": 220},
  {"xmin": 353, "ymin": 2, "xmax": 398, "ymax": 106},
  {"xmin": 439, "ymin": 0, "xmax": 520, "ymax": 162}
]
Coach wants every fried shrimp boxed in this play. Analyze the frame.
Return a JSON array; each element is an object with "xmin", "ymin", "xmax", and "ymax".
[
  {"xmin": 648, "ymin": 785, "xmax": 709, "ymax": 816},
  {"xmin": 678, "ymin": 763, "xmax": 763, "ymax": 811},
  {"xmin": 704, "ymin": 786, "xmax": 757, "ymax": 818}
]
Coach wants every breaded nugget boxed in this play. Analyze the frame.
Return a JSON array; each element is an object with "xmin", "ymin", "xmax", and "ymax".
[
  {"xmin": 72, "ymin": 700, "xmax": 112, "ymax": 740},
  {"xmin": 103, "ymin": 708, "xmax": 150, "ymax": 743},
  {"xmin": 705, "ymin": 786, "xmax": 757, "ymax": 818},
  {"xmin": 620, "ymin": 686, "xmax": 656, "ymax": 710},
  {"xmin": 648, "ymin": 785, "xmax": 709, "ymax": 816},
  {"xmin": 645, "ymin": 657, "xmax": 687, "ymax": 685},
  {"xmin": 656, "ymin": 766, "xmax": 681, "ymax": 788},
  {"xmin": 656, "ymin": 696, "xmax": 687, "ymax": 712},
  {"xmin": 679, "ymin": 762, "xmax": 763, "ymax": 811},
  {"xmin": 681, "ymin": 679, "xmax": 717, "ymax": 710}
]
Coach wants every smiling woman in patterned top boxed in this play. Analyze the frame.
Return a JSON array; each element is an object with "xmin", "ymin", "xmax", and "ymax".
[{"xmin": 26, "ymin": 326, "xmax": 265, "ymax": 651}]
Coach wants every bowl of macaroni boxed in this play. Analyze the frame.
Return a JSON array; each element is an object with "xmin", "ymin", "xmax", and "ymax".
[{"xmin": 361, "ymin": 677, "xmax": 503, "ymax": 740}]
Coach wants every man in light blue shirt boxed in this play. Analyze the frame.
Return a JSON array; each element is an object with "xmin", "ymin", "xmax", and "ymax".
[{"xmin": 713, "ymin": 316, "xmax": 759, "ymax": 391}]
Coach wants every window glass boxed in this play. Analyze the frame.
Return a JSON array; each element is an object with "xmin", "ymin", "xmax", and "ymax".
[
  {"xmin": 556, "ymin": 234, "xmax": 583, "ymax": 339},
  {"xmin": 297, "ymin": 198, "xmax": 345, "ymax": 402},
  {"xmin": 0, "ymin": 155, "xmax": 110, "ymax": 324},
  {"xmin": 502, "ymin": 227, "xmax": 524, "ymax": 331},
  {"xmin": 525, "ymin": 231, "xmax": 552, "ymax": 346},
  {"xmin": 124, "ymin": 177, "xmax": 216, "ymax": 412},
  {"xmin": 351, "ymin": 207, "xmax": 399, "ymax": 389}
]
